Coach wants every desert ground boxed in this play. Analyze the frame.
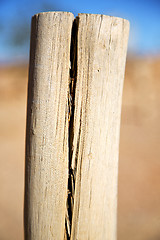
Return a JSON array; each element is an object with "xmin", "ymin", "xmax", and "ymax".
[{"xmin": 0, "ymin": 57, "xmax": 160, "ymax": 240}]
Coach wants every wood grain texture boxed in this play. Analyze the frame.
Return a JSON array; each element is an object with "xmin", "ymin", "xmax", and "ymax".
[
  {"xmin": 70, "ymin": 14, "xmax": 129, "ymax": 240},
  {"xmin": 24, "ymin": 12, "xmax": 129, "ymax": 240},
  {"xmin": 24, "ymin": 12, "xmax": 74, "ymax": 240}
]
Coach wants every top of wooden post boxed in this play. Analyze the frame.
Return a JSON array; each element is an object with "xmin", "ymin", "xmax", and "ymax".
[{"xmin": 24, "ymin": 11, "xmax": 129, "ymax": 240}]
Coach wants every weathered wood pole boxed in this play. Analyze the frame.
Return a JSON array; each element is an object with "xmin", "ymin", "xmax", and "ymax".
[{"xmin": 24, "ymin": 12, "xmax": 129, "ymax": 240}]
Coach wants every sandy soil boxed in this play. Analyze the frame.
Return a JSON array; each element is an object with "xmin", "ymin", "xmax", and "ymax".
[
  {"xmin": 0, "ymin": 58, "xmax": 160, "ymax": 240},
  {"xmin": 0, "ymin": 65, "xmax": 27, "ymax": 240},
  {"xmin": 118, "ymin": 58, "xmax": 160, "ymax": 240}
]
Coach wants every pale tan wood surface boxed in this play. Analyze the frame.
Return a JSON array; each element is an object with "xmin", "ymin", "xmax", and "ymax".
[
  {"xmin": 24, "ymin": 12, "xmax": 74, "ymax": 240},
  {"xmin": 70, "ymin": 14, "xmax": 129, "ymax": 240},
  {"xmin": 24, "ymin": 12, "xmax": 129, "ymax": 240}
]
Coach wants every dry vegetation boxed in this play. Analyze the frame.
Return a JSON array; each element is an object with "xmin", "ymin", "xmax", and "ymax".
[{"xmin": 0, "ymin": 57, "xmax": 160, "ymax": 240}]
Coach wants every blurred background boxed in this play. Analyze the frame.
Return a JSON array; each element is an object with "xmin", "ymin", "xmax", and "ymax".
[{"xmin": 0, "ymin": 0, "xmax": 160, "ymax": 239}]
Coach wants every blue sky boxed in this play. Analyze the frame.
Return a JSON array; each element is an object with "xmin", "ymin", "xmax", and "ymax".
[{"xmin": 0, "ymin": 0, "xmax": 160, "ymax": 62}]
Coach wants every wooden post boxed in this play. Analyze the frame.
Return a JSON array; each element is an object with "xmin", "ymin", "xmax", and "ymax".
[
  {"xmin": 70, "ymin": 14, "xmax": 129, "ymax": 240},
  {"xmin": 24, "ymin": 12, "xmax": 129, "ymax": 240},
  {"xmin": 24, "ymin": 12, "xmax": 74, "ymax": 240}
]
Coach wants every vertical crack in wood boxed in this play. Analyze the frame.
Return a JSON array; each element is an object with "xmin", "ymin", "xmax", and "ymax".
[{"xmin": 65, "ymin": 17, "xmax": 79, "ymax": 240}]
